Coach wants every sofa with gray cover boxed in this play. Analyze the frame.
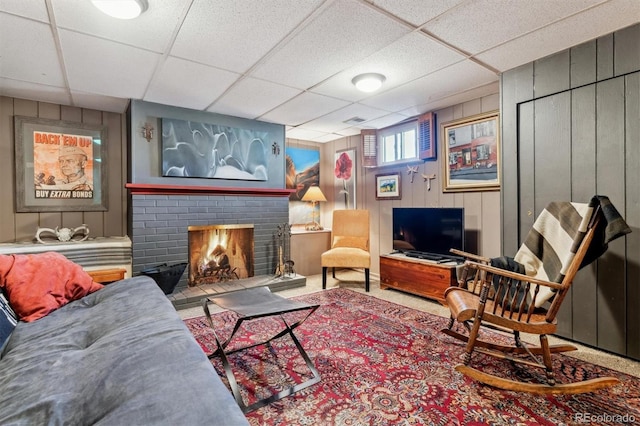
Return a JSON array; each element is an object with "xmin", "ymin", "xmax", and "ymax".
[{"xmin": 0, "ymin": 269, "xmax": 248, "ymax": 425}]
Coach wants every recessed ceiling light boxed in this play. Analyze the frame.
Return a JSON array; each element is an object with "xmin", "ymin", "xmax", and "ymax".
[
  {"xmin": 91, "ymin": 0, "xmax": 148, "ymax": 19},
  {"xmin": 352, "ymin": 73, "xmax": 386, "ymax": 93}
]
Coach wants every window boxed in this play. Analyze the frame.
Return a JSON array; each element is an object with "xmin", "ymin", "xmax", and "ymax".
[
  {"xmin": 361, "ymin": 113, "xmax": 435, "ymax": 168},
  {"xmin": 378, "ymin": 121, "xmax": 418, "ymax": 165}
]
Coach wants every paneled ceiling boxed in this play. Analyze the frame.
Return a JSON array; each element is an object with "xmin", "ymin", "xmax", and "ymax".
[{"xmin": 1, "ymin": 0, "xmax": 638, "ymax": 142}]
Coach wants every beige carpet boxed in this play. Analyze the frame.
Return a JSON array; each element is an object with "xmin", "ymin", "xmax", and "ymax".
[{"xmin": 177, "ymin": 269, "xmax": 640, "ymax": 378}]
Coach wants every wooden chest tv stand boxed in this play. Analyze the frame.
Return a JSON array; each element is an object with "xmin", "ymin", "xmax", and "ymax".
[{"xmin": 379, "ymin": 253, "xmax": 458, "ymax": 304}]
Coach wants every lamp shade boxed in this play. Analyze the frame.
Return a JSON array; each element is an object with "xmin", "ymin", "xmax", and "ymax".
[{"xmin": 301, "ymin": 186, "xmax": 327, "ymax": 202}]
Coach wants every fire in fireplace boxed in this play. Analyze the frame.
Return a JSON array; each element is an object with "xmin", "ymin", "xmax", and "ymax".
[{"xmin": 188, "ymin": 224, "xmax": 254, "ymax": 286}]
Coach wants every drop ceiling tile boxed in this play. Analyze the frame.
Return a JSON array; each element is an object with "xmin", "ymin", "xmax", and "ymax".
[
  {"xmin": 71, "ymin": 91, "xmax": 130, "ymax": 113},
  {"xmin": 260, "ymin": 92, "xmax": 350, "ymax": 126},
  {"xmin": 399, "ymin": 81, "xmax": 499, "ymax": 117},
  {"xmin": 0, "ymin": 2, "xmax": 49, "ymax": 21},
  {"xmin": 371, "ymin": 0, "xmax": 466, "ymax": 26},
  {"xmin": 252, "ymin": 0, "xmax": 411, "ymax": 89},
  {"xmin": 362, "ymin": 60, "xmax": 497, "ymax": 113},
  {"xmin": 0, "ymin": 78, "xmax": 71, "ymax": 106},
  {"xmin": 58, "ymin": 29, "xmax": 160, "ymax": 99},
  {"xmin": 0, "ymin": 14, "xmax": 65, "ymax": 86},
  {"xmin": 335, "ymin": 127, "xmax": 366, "ymax": 137},
  {"xmin": 424, "ymin": 0, "xmax": 607, "ymax": 55},
  {"xmin": 302, "ymin": 103, "xmax": 389, "ymax": 133},
  {"xmin": 171, "ymin": 0, "xmax": 323, "ymax": 73},
  {"xmin": 476, "ymin": 0, "xmax": 640, "ymax": 71},
  {"xmin": 52, "ymin": 0, "xmax": 190, "ymax": 53},
  {"xmin": 145, "ymin": 57, "xmax": 240, "ymax": 111},
  {"xmin": 311, "ymin": 32, "xmax": 466, "ymax": 102},
  {"xmin": 356, "ymin": 112, "xmax": 409, "ymax": 130},
  {"xmin": 285, "ymin": 127, "xmax": 328, "ymax": 141},
  {"xmin": 311, "ymin": 133, "xmax": 347, "ymax": 143},
  {"xmin": 208, "ymin": 77, "xmax": 302, "ymax": 120}
]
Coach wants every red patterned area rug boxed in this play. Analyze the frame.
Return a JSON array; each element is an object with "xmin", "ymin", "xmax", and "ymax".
[{"xmin": 184, "ymin": 289, "xmax": 640, "ymax": 425}]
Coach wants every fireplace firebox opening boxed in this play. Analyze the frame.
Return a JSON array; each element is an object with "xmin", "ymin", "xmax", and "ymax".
[{"xmin": 188, "ymin": 224, "xmax": 254, "ymax": 286}]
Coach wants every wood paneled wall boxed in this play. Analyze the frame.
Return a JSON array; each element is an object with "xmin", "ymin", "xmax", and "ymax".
[
  {"xmin": 0, "ymin": 97, "xmax": 128, "ymax": 243},
  {"xmin": 287, "ymin": 92, "xmax": 502, "ymax": 277},
  {"xmin": 501, "ymin": 23, "xmax": 640, "ymax": 359}
]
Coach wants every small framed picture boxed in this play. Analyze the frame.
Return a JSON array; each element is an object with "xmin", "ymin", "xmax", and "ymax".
[{"xmin": 375, "ymin": 173, "xmax": 401, "ymax": 200}]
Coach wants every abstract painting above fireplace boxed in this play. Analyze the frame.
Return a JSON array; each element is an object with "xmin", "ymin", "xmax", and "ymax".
[
  {"xmin": 188, "ymin": 224, "xmax": 254, "ymax": 286},
  {"xmin": 161, "ymin": 118, "xmax": 272, "ymax": 181}
]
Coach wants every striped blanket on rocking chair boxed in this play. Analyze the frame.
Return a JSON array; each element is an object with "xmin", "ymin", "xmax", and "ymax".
[{"xmin": 493, "ymin": 195, "xmax": 631, "ymax": 308}]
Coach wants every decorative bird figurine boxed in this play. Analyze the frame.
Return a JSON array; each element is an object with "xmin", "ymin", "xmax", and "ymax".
[
  {"xmin": 407, "ymin": 165, "xmax": 419, "ymax": 183},
  {"xmin": 422, "ymin": 173, "xmax": 436, "ymax": 191}
]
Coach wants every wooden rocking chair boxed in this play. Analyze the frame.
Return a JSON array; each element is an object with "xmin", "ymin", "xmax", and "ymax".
[{"xmin": 442, "ymin": 197, "xmax": 631, "ymax": 394}]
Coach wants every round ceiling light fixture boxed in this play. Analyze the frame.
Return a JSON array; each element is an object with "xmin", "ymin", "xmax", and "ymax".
[
  {"xmin": 91, "ymin": 0, "xmax": 148, "ymax": 19},
  {"xmin": 352, "ymin": 73, "xmax": 386, "ymax": 93}
]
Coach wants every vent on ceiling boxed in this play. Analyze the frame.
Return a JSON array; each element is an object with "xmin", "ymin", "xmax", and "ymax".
[{"xmin": 344, "ymin": 116, "xmax": 366, "ymax": 125}]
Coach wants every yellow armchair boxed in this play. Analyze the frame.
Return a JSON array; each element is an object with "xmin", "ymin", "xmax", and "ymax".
[{"xmin": 321, "ymin": 209, "xmax": 370, "ymax": 292}]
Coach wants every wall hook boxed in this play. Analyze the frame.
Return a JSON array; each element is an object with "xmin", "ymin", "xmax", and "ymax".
[
  {"xmin": 407, "ymin": 165, "xmax": 419, "ymax": 183},
  {"xmin": 422, "ymin": 173, "xmax": 436, "ymax": 191}
]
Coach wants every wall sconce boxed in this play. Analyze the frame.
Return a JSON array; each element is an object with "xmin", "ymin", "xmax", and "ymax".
[
  {"xmin": 141, "ymin": 122, "xmax": 154, "ymax": 142},
  {"xmin": 301, "ymin": 186, "xmax": 327, "ymax": 231},
  {"xmin": 352, "ymin": 73, "xmax": 386, "ymax": 93}
]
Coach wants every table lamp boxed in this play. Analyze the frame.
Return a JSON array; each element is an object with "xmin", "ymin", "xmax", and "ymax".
[{"xmin": 301, "ymin": 186, "xmax": 327, "ymax": 231}]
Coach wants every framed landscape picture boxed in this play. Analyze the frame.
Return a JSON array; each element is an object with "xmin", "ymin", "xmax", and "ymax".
[
  {"xmin": 442, "ymin": 111, "xmax": 500, "ymax": 192},
  {"xmin": 375, "ymin": 173, "xmax": 401, "ymax": 200},
  {"xmin": 285, "ymin": 146, "xmax": 320, "ymax": 225},
  {"xmin": 14, "ymin": 116, "xmax": 108, "ymax": 212}
]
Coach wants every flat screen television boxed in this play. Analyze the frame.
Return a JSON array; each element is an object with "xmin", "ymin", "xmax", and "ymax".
[{"xmin": 392, "ymin": 207, "xmax": 464, "ymax": 260}]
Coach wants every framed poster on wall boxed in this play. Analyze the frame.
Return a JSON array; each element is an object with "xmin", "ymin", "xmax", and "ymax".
[
  {"xmin": 442, "ymin": 111, "xmax": 500, "ymax": 192},
  {"xmin": 14, "ymin": 116, "xmax": 108, "ymax": 212}
]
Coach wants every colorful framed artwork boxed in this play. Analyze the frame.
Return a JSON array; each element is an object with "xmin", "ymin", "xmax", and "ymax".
[
  {"xmin": 285, "ymin": 146, "xmax": 320, "ymax": 225},
  {"xmin": 375, "ymin": 173, "xmax": 401, "ymax": 200},
  {"xmin": 334, "ymin": 148, "xmax": 356, "ymax": 209},
  {"xmin": 14, "ymin": 116, "xmax": 108, "ymax": 212},
  {"xmin": 442, "ymin": 111, "xmax": 500, "ymax": 192}
]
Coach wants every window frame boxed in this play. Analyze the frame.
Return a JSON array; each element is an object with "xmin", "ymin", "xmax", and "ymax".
[{"xmin": 377, "ymin": 120, "xmax": 419, "ymax": 166}]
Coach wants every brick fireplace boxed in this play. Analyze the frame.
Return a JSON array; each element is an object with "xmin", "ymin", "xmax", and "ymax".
[{"xmin": 129, "ymin": 186, "xmax": 291, "ymax": 292}]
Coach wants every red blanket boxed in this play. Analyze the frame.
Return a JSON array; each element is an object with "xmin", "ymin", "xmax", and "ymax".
[{"xmin": 0, "ymin": 252, "xmax": 103, "ymax": 322}]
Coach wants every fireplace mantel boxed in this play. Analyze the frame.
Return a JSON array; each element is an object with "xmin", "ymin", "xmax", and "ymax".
[{"xmin": 126, "ymin": 183, "xmax": 294, "ymax": 197}]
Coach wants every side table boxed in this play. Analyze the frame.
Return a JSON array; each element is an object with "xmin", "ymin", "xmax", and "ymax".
[{"xmin": 290, "ymin": 229, "xmax": 331, "ymax": 276}]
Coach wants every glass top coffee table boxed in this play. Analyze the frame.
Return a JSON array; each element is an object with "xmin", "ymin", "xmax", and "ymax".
[{"xmin": 202, "ymin": 286, "xmax": 321, "ymax": 413}]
